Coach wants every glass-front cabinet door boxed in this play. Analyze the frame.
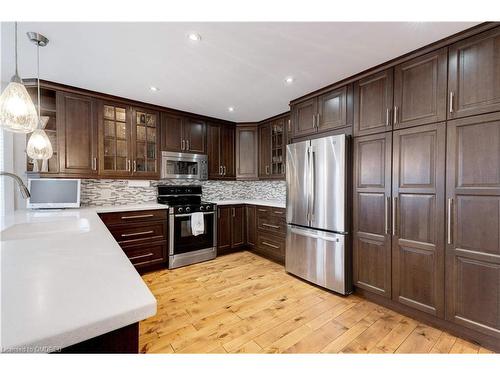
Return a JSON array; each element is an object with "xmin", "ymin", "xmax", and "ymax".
[
  {"xmin": 132, "ymin": 108, "xmax": 159, "ymax": 177},
  {"xmin": 99, "ymin": 102, "xmax": 132, "ymax": 176}
]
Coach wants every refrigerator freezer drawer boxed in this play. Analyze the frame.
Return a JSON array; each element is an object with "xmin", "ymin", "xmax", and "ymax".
[{"xmin": 285, "ymin": 225, "xmax": 350, "ymax": 295}]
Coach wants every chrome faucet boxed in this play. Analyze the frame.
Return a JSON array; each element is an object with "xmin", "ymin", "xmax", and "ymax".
[{"xmin": 0, "ymin": 172, "xmax": 31, "ymax": 199}]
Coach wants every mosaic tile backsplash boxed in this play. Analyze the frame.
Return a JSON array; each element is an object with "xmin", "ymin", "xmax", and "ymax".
[{"xmin": 81, "ymin": 179, "xmax": 286, "ymax": 206}]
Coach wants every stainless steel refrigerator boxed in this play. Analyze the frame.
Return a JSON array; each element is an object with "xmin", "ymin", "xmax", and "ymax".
[{"xmin": 285, "ymin": 134, "xmax": 351, "ymax": 295}]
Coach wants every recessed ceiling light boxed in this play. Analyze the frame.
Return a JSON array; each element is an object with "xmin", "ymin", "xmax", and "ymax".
[
  {"xmin": 188, "ymin": 33, "xmax": 201, "ymax": 42},
  {"xmin": 150, "ymin": 86, "xmax": 159, "ymax": 92},
  {"xmin": 285, "ymin": 76, "xmax": 294, "ymax": 84},
  {"xmin": 228, "ymin": 107, "xmax": 235, "ymax": 112}
]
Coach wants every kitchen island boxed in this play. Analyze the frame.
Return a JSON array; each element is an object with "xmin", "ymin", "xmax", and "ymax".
[{"xmin": 0, "ymin": 204, "xmax": 163, "ymax": 353}]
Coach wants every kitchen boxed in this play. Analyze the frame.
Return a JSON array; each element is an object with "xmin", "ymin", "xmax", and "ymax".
[{"xmin": 0, "ymin": 6, "xmax": 499, "ymax": 372}]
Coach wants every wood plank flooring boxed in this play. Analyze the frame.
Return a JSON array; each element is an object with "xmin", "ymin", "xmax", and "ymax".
[{"xmin": 139, "ymin": 251, "xmax": 494, "ymax": 354}]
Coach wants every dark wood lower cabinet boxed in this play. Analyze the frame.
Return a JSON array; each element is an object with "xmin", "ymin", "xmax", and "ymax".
[
  {"xmin": 58, "ymin": 322, "xmax": 138, "ymax": 353},
  {"xmin": 353, "ymin": 132, "xmax": 392, "ymax": 297},
  {"xmin": 98, "ymin": 210, "xmax": 168, "ymax": 273},
  {"xmin": 445, "ymin": 112, "xmax": 500, "ymax": 340},
  {"xmin": 391, "ymin": 123, "xmax": 446, "ymax": 317},
  {"xmin": 246, "ymin": 205, "xmax": 256, "ymax": 248},
  {"xmin": 217, "ymin": 206, "xmax": 232, "ymax": 253},
  {"xmin": 217, "ymin": 205, "xmax": 245, "ymax": 255}
]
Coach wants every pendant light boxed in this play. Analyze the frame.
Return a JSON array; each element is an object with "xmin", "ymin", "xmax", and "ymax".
[
  {"xmin": 26, "ymin": 31, "xmax": 53, "ymax": 160},
  {"xmin": 0, "ymin": 22, "xmax": 38, "ymax": 133}
]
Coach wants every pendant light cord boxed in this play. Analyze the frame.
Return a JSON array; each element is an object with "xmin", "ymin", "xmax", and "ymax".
[
  {"xmin": 14, "ymin": 21, "xmax": 19, "ymax": 77},
  {"xmin": 37, "ymin": 42, "xmax": 41, "ymax": 121}
]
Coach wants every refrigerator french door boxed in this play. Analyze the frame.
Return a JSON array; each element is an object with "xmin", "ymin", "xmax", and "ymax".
[{"xmin": 285, "ymin": 134, "xmax": 351, "ymax": 294}]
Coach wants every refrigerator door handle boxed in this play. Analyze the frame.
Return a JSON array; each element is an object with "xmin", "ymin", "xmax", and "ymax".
[{"xmin": 309, "ymin": 146, "xmax": 315, "ymax": 222}]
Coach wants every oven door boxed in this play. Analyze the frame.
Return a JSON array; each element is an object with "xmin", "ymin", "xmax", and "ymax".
[{"xmin": 170, "ymin": 212, "xmax": 215, "ymax": 255}]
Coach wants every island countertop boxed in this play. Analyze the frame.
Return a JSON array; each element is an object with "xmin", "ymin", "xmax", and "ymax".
[{"xmin": 0, "ymin": 203, "xmax": 165, "ymax": 352}]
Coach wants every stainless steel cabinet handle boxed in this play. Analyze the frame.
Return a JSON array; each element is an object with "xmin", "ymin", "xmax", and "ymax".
[
  {"xmin": 265, "ymin": 165, "xmax": 270, "ymax": 175},
  {"xmin": 133, "ymin": 160, "xmax": 137, "ymax": 172},
  {"xmin": 288, "ymin": 119, "xmax": 291, "ymax": 133},
  {"xmin": 181, "ymin": 139, "xmax": 185, "ymax": 150},
  {"xmin": 386, "ymin": 108, "xmax": 390, "ymax": 127},
  {"xmin": 447, "ymin": 198, "xmax": 453, "ymax": 244},
  {"xmin": 449, "ymin": 92, "xmax": 454, "ymax": 113},
  {"xmin": 223, "ymin": 166, "xmax": 226, "ymax": 176},
  {"xmin": 312, "ymin": 114, "xmax": 316, "ymax": 128},
  {"xmin": 232, "ymin": 207, "xmax": 235, "ymax": 217},
  {"xmin": 385, "ymin": 196, "xmax": 390, "ymax": 234},
  {"xmin": 219, "ymin": 165, "xmax": 222, "ymax": 175},
  {"xmin": 392, "ymin": 197, "xmax": 397, "ymax": 236},
  {"xmin": 262, "ymin": 223, "xmax": 280, "ymax": 229},
  {"xmin": 121, "ymin": 230, "xmax": 154, "ymax": 238},
  {"xmin": 261, "ymin": 241, "xmax": 279, "ymax": 249},
  {"xmin": 186, "ymin": 140, "xmax": 190, "ymax": 150},
  {"xmin": 316, "ymin": 113, "xmax": 320, "ymax": 128},
  {"xmin": 393, "ymin": 106, "xmax": 398, "ymax": 125},
  {"xmin": 126, "ymin": 159, "xmax": 131, "ymax": 172},
  {"xmin": 121, "ymin": 214, "xmax": 154, "ymax": 220},
  {"xmin": 92, "ymin": 157, "xmax": 97, "ymax": 171},
  {"xmin": 129, "ymin": 252, "xmax": 154, "ymax": 261},
  {"xmin": 273, "ymin": 211, "xmax": 284, "ymax": 215},
  {"xmin": 258, "ymin": 209, "xmax": 267, "ymax": 212}
]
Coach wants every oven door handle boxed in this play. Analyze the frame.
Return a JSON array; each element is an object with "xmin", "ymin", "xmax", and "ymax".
[{"xmin": 174, "ymin": 212, "xmax": 215, "ymax": 217}]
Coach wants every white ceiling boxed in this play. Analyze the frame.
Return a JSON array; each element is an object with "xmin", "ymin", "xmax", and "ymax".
[{"xmin": 1, "ymin": 22, "xmax": 478, "ymax": 122}]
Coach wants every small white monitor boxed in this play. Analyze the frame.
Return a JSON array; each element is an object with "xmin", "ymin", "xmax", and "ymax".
[{"xmin": 27, "ymin": 179, "xmax": 81, "ymax": 209}]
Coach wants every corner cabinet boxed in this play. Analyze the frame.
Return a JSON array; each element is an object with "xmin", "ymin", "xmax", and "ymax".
[
  {"xmin": 235, "ymin": 124, "xmax": 259, "ymax": 180},
  {"xmin": 258, "ymin": 115, "xmax": 287, "ymax": 179}
]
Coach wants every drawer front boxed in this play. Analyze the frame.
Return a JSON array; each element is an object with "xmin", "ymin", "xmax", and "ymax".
[
  {"xmin": 256, "ymin": 232, "xmax": 285, "ymax": 263},
  {"xmin": 256, "ymin": 206, "xmax": 286, "ymax": 218},
  {"xmin": 99, "ymin": 209, "xmax": 167, "ymax": 226},
  {"xmin": 121, "ymin": 240, "xmax": 167, "ymax": 268},
  {"xmin": 109, "ymin": 222, "xmax": 166, "ymax": 244},
  {"xmin": 257, "ymin": 215, "xmax": 286, "ymax": 236}
]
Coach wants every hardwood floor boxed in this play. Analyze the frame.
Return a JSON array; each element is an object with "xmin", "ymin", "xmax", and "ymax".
[{"xmin": 139, "ymin": 251, "xmax": 494, "ymax": 354}]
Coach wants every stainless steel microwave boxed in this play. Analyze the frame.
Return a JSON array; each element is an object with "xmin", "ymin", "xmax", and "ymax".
[{"xmin": 161, "ymin": 151, "xmax": 208, "ymax": 180}]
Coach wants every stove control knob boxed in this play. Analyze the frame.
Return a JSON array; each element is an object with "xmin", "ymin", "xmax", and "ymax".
[
  {"xmin": 200, "ymin": 206, "xmax": 204, "ymax": 211},
  {"xmin": 178, "ymin": 207, "xmax": 184, "ymax": 213},
  {"xmin": 205, "ymin": 205, "xmax": 211, "ymax": 211},
  {"xmin": 186, "ymin": 207, "xmax": 191, "ymax": 213}
]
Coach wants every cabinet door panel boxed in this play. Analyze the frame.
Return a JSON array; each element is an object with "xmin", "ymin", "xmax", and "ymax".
[
  {"xmin": 292, "ymin": 98, "xmax": 317, "ymax": 138},
  {"xmin": 449, "ymin": 27, "xmax": 500, "ymax": 119},
  {"xmin": 221, "ymin": 124, "xmax": 236, "ymax": 178},
  {"xmin": 58, "ymin": 93, "xmax": 97, "ymax": 175},
  {"xmin": 231, "ymin": 205, "xmax": 245, "ymax": 248},
  {"xmin": 161, "ymin": 113, "xmax": 183, "ymax": 152},
  {"xmin": 353, "ymin": 132, "xmax": 392, "ymax": 297},
  {"xmin": 354, "ymin": 69, "xmax": 393, "ymax": 137},
  {"xmin": 236, "ymin": 125, "xmax": 258, "ymax": 180},
  {"xmin": 207, "ymin": 123, "xmax": 221, "ymax": 179},
  {"xmin": 184, "ymin": 118, "xmax": 206, "ymax": 153},
  {"xmin": 446, "ymin": 113, "xmax": 500, "ymax": 339},
  {"xmin": 132, "ymin": 108, "xmax": 159, "ymax": 178},
  {"xmin": 246, "ymin": 205, "xmax": 256, "ymax": 247},
  {"xmin": 318, "ymin": 86, "xmax": 347, "ymax": 131},
  {"xmin": 394, "ymin": 48, "xmax": 447, "ymax": 129},
  {"xmin": 392, "ymin": 123, "xmax": 445, "ymax": 317},
  {"xmin": 258, "ymin": 123, "xmax": 271, "ymax": 178},
  {"xmin": 217, "ymin": 206, "xmax": 232, "ymax": 253}
]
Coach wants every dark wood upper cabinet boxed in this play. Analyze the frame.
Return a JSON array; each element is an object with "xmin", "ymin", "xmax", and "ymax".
[
  {"xmin": 391, "ymin": 123, "xmax": 446, "ymax": 317},
  {"xmin": 207, "ymin": 123, "xmax": 221, "ymax": 179},
  {"xmin": 353, "ymin": 132, "xmax": 392, "ymax": 298},
  {"xmin": 207, "ymin": 123, "xmax": 235, "ymax": 179},
  {"xmin": 445, "ymin": 112, "xmax": 500, "ymax": 340},
  {"xmin": 98, "ymin": 101, "xmax": 132, "ymax": 177},
  {"xmin": 221, "ymin": 124, "xmax": 236, "ymax": 178},
  {"xmin": 317, "ymin": 86, "xmax": 348, "ymax": 132},
  {"xmin": 57, "ymin": 92, "xmax": 98, "ymax": 175},
  {"xmin": 291, "ymin": 98, "xmax": 317, "ymax": 138},
  {"xmin": 354, "ymin": 69, "xmax": 394, "ymax": 137},
  {"xmin": 448, "ymin": 27, "xmax": 500, "ymax": 119},
  {"xmin": 236, "ymin": 125, "xmax": 258, "ymax": 180},
  {"xmin": 131, "ymin": 108, "xmax": 159, "ymax": 178},
  {"xmin": 161, "ymin": 113, "xmax": 183, "ymax": 153},
  {"xmin": 184, "ymin": 118, "xmax": 206, "ymax": 153},
  {"xmin": 161, "ymin": 114, "xmax": 206, "ymax": 154},
  {"xmin": 258, "ymin": 123, "xmax": 272, "ymax": 178},
  {"xmin": 393, "ymin": 48, "xmax": 448, "ymax": 129}
]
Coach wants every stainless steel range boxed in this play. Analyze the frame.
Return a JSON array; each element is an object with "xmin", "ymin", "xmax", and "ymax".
[{"xmin": 157, "ymin": 185, "xmax": 217, "ymax": 269}]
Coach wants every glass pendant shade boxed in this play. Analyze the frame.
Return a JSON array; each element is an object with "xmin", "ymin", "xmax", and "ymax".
[
  {"xmin": 0, "ymin": 78, "xmax": 38, "ymax": 133},
  {"xmin": 26, "ymin": 128, "xmax": 53, "ymax": 160}
]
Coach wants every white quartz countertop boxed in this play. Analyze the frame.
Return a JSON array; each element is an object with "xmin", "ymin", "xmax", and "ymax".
[
  {"xmin": 211, "ymin": 199, "xmax": 286, "ymax": 208},
  {"xmin": 0, "ymin": 203, "xmax": 165, "ymax": 352}
]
